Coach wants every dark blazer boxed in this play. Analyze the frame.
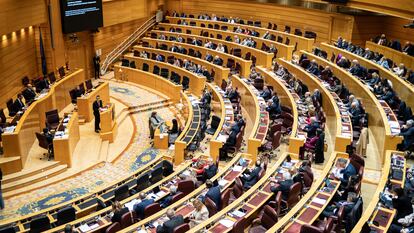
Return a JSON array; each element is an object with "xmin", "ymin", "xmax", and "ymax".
[
  {"xmin": 156, "ymin": 215, "xmax": 184, "ymax": 233},
  {"xmin": 270, "ymin": 179, "xmax": 294, "ymax": 200},
  {"xmin": 13, "ymin": 98, "xmax": 25, "ymax": 112},
  {"xmin": 22, "ymin": 88, "xmax": 36, "ymax": 102},
  {"xmin": 93, "ymin": 100, "xmax": 103, "ymax": 116},
  {"xmin": 243, "ymin": 167, "xmax": 261, "ymax": 188},
  {"xmin": 304, "ymin": 122, "xmax": 320, "ymax": 138},
  {"xmin": 133, "ymin": 198, "xmax": 154, "ymax": 219},
  {"xmin": 111, "ymin": 207, "xmax": 129, "ymax": 223},
  {"xmin": 206, "ymin": 186, "xmax": 221, "ymax": 209},
  {"xmin": 204, "ymin": 164, "xmax": 218, "ymax": 179},
  {"xmin": 260, "ymin": 89, "xmax": 271, "ymax": 100},
  {"xmin": 340, "ymin": 164, "xmax": 357, "ymax": 184},
  {"xmin": 400, "ymin": 126, "xmax": 414, "ymax": 148},
  {"xmin": 393, "ymin": 195, "xmax": 413, "ymax": 219}
]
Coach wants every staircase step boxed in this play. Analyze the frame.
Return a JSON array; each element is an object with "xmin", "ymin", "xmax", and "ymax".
[
  {"xmin": 3, "ymin": 164, "xmax": 68, "ymax": 193},
  {"xmin": 128, "ymin": 101, "xmax": 172, "ymax": 114},
  {"xmin": 0, "ymin": 156, "xmax": 22, "ymax": 175},
  {"xmin": 78, "ymin": 118, "xmax": 86, "ymax": 125},
  {"xmin": 127, "ymin": 99, "xmax": 169, "ymax": 110},
  {"xmin": 2, "ymin": 161, "xmax": 61, "ymax": 184},
  {"xmin": 99, "ymin": 140, "xmax": 110, "ymax": 162}
]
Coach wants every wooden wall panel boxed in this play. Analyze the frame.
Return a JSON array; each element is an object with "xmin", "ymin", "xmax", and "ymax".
[
  {"xmin": 174, "ymin": 0, "xmax": 353, "ymax": 44},
  {"xmin": 0, "ymin": 28, "xmax": 38, "ymax": 109},
  {"xmin": 383, "ymin": 17, "xmax": 414, "ymax": 45},
  {"xmin": 102, "ymin": 0, "xmax": 147, "ymax": 27},
  {"xmin": 0, "ymin": 0, "xmax": 47, "ymax": 36}
]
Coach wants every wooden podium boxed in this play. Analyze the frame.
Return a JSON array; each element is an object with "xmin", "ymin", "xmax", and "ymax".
[
  {"xmin": 154, "ymin": 128, "xmax": 169, "ymax": 149},
  {"xmin": 100, "ymin": 104, "xmax": 117, "ymax": 143},
  {"xmin": 53, "ymin": 112, "xmax": 80, "ymax": 168}
]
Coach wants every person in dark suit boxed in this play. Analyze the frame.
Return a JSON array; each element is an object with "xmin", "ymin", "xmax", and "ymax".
[
  {"xmin": 241, "ymin": 161, "xmax": 262, "ymax": 189},
  {"xmin": 213, "ymin": 56, "xmax": 223, "ymax": 66},
  {"xmin": 322, "ymin": 192, "xmax": 358, "ymax": 218},
  {"xmin": 349, "ymin": 102, "xmax": 361, "ymax": 127},
  {"xmin": 380, "ymin": 87, "xmax": 396, "ymax": 106},
  {"xmin": 227, "ymin": 87, "xmax": 240, "ymax": 103},
  {"xmin": 156, "ymin": 209, "xmax": 184, "ymax": 233},
  {"xmin": 219, "ymin": 130, "xmax": 237, "ymax": 160},
  {"xmin": 397, "ymin": 120, "xmax": 414, "ymax": 151},
  {"xmin": 403, "ymin": 42, "xmax": 414, "ymax": 56},
  {"xmin": 13, "ymin": 94, "xmax": 25, "ymax": 112},
  {"xmin": 202, "ymin": 160, "xmax": 218, "ymax": 181},
  {"xmin": 93, "ymin": 55, "xmax": 101, "ymax": 79},
  {"xmin": 205, "ymin": 52, "xmax": 213, "ymax": 62},
  {"xmin": 93, "ymin": 95, "xmax": 103, "ymax": 133},
  {"xmin": 270, "ymin": 171, "xmax": 294, "ymax": 200},
  {"xmin": 392, "ymin": 187, "xmax": 413, "ymax": 220},
  {"xmin": 160, "ymin": 185, "xmax": 178, "ymax": 208},
  {"xmin": 22, "ymin": 84, "xmax": 37, "ymax": 103},
  {"xmin": 203, "ymin": 179, "xmax": 221, "ymax": 209},
  {"xmin": 303, "ymin": 117, "xmax": 320, "ymax": 138},
  {"xmin": 133, "ymin": 193, "xmax": 155, "ymax": 220},
  {"xmin": 110, "ymin": 201, "xmax": 129, "ymax": 223},
  {"xmin": 260, "ymin": 86, "xmax": 272, "ymax": 101}
]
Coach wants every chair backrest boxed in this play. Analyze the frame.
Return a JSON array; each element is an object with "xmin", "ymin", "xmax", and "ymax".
[
  {"xmin": 45, "ymin": 109, "xmax": 58, "ymax": 118},
  {"xmin": 173, "ymin": 223, "xmax": 190, "ymax": 233},
  {"xmin": 232, "ymin": 182, "xmax": 243, "ymax": 198},
  {"xmin": 261, "ymin": 205, "xmax": 278, "ymax": 229},
  {"xmin": 272, "ymin": 131, "xmax": 281, "ymax": 150},
  {"xmin": 323, "ymin": 218, "xmax": 334, "ymax": 233},
  {"xmin": 56, "ymin": 206, "xmax": 76, "ymax": 226},
  {"xmin": 162, "ymin": 160, "xmax": 174, "ymax": 177},
  {"xmin": 210, "ymin": 115, "xmax": 221, "ymax": 129},
  {"xmin": 220, "ymin": 188, "xmax": 231, "ymax": 210},
  {"xmin": 205, "ymin": 197, "xmax": 218, "ymax": 217},
  {"xmin": 300, "ymin": 224, "xmax": 323, "ymax": 233},
  {"xmin": 105, "ymin": 222, "xmax": 121, "ymax": 233},
  {"xmin": 231, "ymin": 217, "xmax": 245, "ymax": 233},
  {"xmin": 302, "ymin": 172, "xmax": 313, "ymax": 188},
  {"xmin": 136, "ymin": 172, "xmax": 150, "ymax": 192},
  {"xmin": 287, "ymin": 182, "xmax": 302, "ymax": 207},
  {"xmin": 274, "ymin": 191, "xmax": 282, "ymax": 216},
  {"xmin": 171, "ymin": 191, "xmax": 186, "ymax": 204},
  {"xmin": 235, "ymin": 132, "xmax": 243, "ymax": 150},
  {"xmin": 177, "ymin": 180, "xmax": 195, "ymax": 195},
  {"xmin": 150, "ymin": 166, "xmax": 164, "ymax": 183},
  {"xmin": 336, "ymin": 205, "xmax": 345, "ymax": 226},
  {"xmin": 29, "ymin": 215, "xmax": 51, "ymax": 233},
  {"xmin": 46, "ymin": 114, "xmax": 59, "ymax": 125},
  {"xmin": 114, "ymin": 184, "xmax": 129, "ymax": 201},
  {"xmin": 96, "ymin": 198, "xmax": 106, "ymax": 211},
  {"xmin": 6, "ymin": 99, "xmax": 14, "ymax": 115},
  {"xmin": 35, "ymin": 132, "xmax": 49, "ymax": 150},
  {"xmin": 258, "ymin": 169, "xmax": 265, "ymax": 180},
  {"xmin": 120, "ymin": 211, "xmax": 135, "ymax": 228},
  {"xmin": 144, "ymin": 203, "xmax": 161, "ymax": 218}
]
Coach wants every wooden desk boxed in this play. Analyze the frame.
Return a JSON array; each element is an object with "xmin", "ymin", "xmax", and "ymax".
[
  {"xmin": 113, "ymin": 65, "xmax": 182, "ymax": 103},
  {"xmin": 158, "ymin": 23, "xmax": 277, "ymax": 67},
  {"xmin": 304, "ymin": 51, "xmax": 402, "ymax": 163},
  {"xmin": 321, "ymin": 42, "xmax": 414, "ymax": 112},
  {"xmin": 366, "ymin": 41, "xmax": 414, "ymax": 71},
  {"xmin": 133, "ymin": 45, "xmax": 230, "ymax": 83},
  {"xmin": 53, "ymin": 112, "xmax": 80, "ymax": 168},
  {"xmin": 77, "ymin": 82, "xmax": 110, "ymax": 122},
  {"xmin": 278, "ymin": 58, "xmax": 351, "ymax": 152},
  {"xmin": 166, "ymin": 16, "xmax": 314, "ymax": 52},
  {"xmin": 257, "ymin": 66, "xmax": 305, "ymax": 155},
  {"xmin": 173, "ymin": 93, "xmax": 192, "ymax": 165},
  {"xmin": 123, "ymin": 55, "xmax": 206, "ymax": 97},
  {"xmin": 143, "ymin": 33, "xmax": 252, "ymax": 78},
  {"xmin": 99, "ymin": 103, "xmax": 117, "ymax": 143},
  {"xmin": 2, "ymin": 69, "xmax": 85, "ymax": 170}
]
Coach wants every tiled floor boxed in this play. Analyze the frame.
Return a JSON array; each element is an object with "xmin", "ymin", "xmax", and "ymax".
[{"xmin": 0, "ymin": 80, "xmax": 175, "ymax": 220}]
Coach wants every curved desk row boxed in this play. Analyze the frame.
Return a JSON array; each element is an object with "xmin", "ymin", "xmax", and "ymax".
[
  {"xmin": 119, "ymin": 153, "xmax": 246, "ymax": 232},
  {"xmin": 321, "ymin": 42, "xmax": 414, "ymax": 111},
  {"xmin": 133, "ymin": 45, "xmax": 230, "ymax": 83},
  {"xmin": 142, "ymin": 35, "xmax": 252, "ymax": 78},
  {"xmin": 351, "ymin": 150, "xmax": 405, "ymax": 233},
  {"xmin": 2, "ymin": 69, "xmax": 85, "ymax": 172},
  {"xmin": 304, "ymin": 52, "xmax": 402, "ymax": 163},
  {"xmin": 191, "ymin": 152, "xmax": 297, "ymax": 232},
  {"xmin": 267, "ymin": 151, "xmax": 349, "ymax": 232},
  {"xmin": 123, "ymin": 56, "xmax": 206, "ymax": 97},
  {"xmin": 158, "ymin": 23, "xmax": 277, "ymax": 67},
  {"xmin": 278, "ymin": 58, "xmax": 351, "ymax": 152},
  {"xmin": 166, "ymin": 15, "xmax": 314, "ymax": 52},
  {"xmin": 366, "ymin": 41, "xmax": 414, "ymax": 72},
  {"xmin": 257, "ymin": 66, "xmax": 304, "ymax": 155},
  {"xmin": 165, "ymin": 17, "xmax": 296, "ymax": 61}
]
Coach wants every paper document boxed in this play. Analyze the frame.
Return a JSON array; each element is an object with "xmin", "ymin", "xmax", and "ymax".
[
  {"xmin": 218, "ymin": 179, "xmax": 228, "ymax": 187},
  {"xmin": 232, "ymin": 210, "xmax": 246, "ymax": 218},
  {"xmin": 313, "ymin": 197, "xmax": 326, "ymax": 205},
  {"xmin": 156, "ymin": 191, "xmax": 167, "ymax": 197},
  {"xmin": 78, "ymin": 224, "xmax": 91, "ymax": 233},
  {"xmin": 219, "ymin": 219, "xmax": 235, "ymax": 228},
  {"xmin": 232, "ymin": 166, "xmax": 243, "ymax": 172}
]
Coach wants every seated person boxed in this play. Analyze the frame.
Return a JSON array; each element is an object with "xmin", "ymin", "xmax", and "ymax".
[
  {"xmin": 213, "ymin": 56, "xmax": 223, "ymax": 66},
  {"xmin": 303, "ymin": 117, "xmax": 320, "ymax": 138},
  {"xmin": 393, "ymin": 63, "xmax": 406, "ymax": 77},
  {"xmin": 241, "ymin": 161, "xmax": 262, "ymax": 189},
  {"xmin": 201, "ymin": 179, "xmax": 221, "ymax": 209},
  {"xmin": 302, "ymin": 129, "xmax": 321, "ymax": 152},
  {"xmin": 392, "ymin": 187, "xmax": 413, "ymax": 220},
  {"xmin": 13, "ymin": 94, "xmax": 26, "ymax": 112},
  {"xmin": 189, "ymin": 199, "xmax": 209, "ymax": 228},
  {"xmin": 133, "ymin": 192, "xmax": 155, "ymax": 219},
  {"xmin": 110, "ymin": 201, "xmax": 129, "ymax": 223},
  {"xmin": 270, "ymin": 170, "xmax": 294, "ymax": 200},
  {"xmin": 156, "ymin": 208, "xmax": 184, "ymax": 233},
  {"xmin": 349, "ymin": 60, "xmax": 363, "ymax": 77},
  {"xmin": 332, "ymin": 159, "xmax": 357, "ymax": 185},
  {"xmin": 219, "ymin": 130, "xmax": 237, "ymax": 160},
  {"xmin": 397, "ymin": 120, "xmax": 414, "ymax": 151},
  {"xmin": 349, "ymin": 102, "xmax": 361, "ymax": 126},
  {"xmin": 22, "ymin": 84, "xmax": 37, "ymax": 103},
  {"xmin": 168, "ymin": 119, "xmax": 179, "ymax": 145},
  {"xmin": 150, "ymin": 111, "xmax": 164, "ymax": 139},
  {"xmin": 260, "ymin": 86, "xmax": 272, "ymax": 101},
  {"xmin": 42, "ymin": 128, "xmax": 54, "ymax": 153},
  {"xmin": 322, "ymin": 192, "xmax": 358, "ymax": 218},
  {"xmin": 266, "ymin": 99, "xmax": 281, "ymax": 118},
  {"xmin": 196, "ymin": 160, "xmax": 218, "ymax": 182},
  {"xmin": 227, "ymin": 87, "xmax": 240, "ymax": 103},
  {"xmin": 160, "ymin": 185, "xmax": 178, "ymax": 208}
]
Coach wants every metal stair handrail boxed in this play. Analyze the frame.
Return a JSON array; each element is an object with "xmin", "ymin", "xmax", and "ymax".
[{"xmin": 101, "ymin": 15, "xmax": 156, "ymax": 74}]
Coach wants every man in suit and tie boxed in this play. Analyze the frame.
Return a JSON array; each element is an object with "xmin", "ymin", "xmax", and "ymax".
[
  {"xmin": 13, "ymin": 94, "xmax": 25, "ymax": 113},
  {"xmin": 93, "ymin": 95, "xmax": 103, "ymax": 133},
  {"xmin": 133, "ymin": 192, "xmax": 155, "ymax": 220},
  {"xmin": 205, "ymin": 52, "xmax": 213, "ymax": 62},
  {"xmin": 241, "ymin": 161, "xmax": 262, "ymax": 189},
  {"xmin": 156, "ymin": 209, "xmax": 184, "ymax": 233},
  {"xmin": 270, "ymin": 171, "xmax": 294, "ymax": 200},
  {"xmin": 22, "ymin": 84, "xmax": 37, "ymax": 103},
  {"xmin": 160, "ymin": 185, "xmax": 177, "ymax": 208},
  {"xmin": 203, "ymin": 179, "xmax": 221, "ymax": 209}
]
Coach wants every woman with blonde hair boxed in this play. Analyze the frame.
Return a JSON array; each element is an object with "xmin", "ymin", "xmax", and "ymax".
[
  {"xmin": 110, "ymin": 201, "xmax": 129, "ymax": 223},
  {"xmin": 189, "ymin": 199, "xmax": 209, "ymax": 228}
]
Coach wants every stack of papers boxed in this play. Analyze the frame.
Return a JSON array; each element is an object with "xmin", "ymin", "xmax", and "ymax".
[
  {"xmin": 218, "ymin": 179, "xmax": 228, "ymax": 187},
  {"xmin": 232, "ymin": 210, "xmax": 246, "ymax": 218},
  {"xmin": 219, "ymin": 218, "xmax": 235, "ymax": 228},
  {"xmin": 156, "ymin": 190, "xmax": 167, "ymax": 198},
  {"xmin": 313, "ymin": 197, "xmax": 326, "ymax": 205},
  {"xmin": 232, "ymin": 166, "xmax": 243, "ymax": 172}
]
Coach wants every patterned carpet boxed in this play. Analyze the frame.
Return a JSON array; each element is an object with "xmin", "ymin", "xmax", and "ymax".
[{"xmin": 0, "ymin": 81, "xmax": 175, "ymax": 220}]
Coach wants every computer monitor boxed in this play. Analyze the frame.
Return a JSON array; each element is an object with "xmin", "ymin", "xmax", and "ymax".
[
  {"xmin": 58, "ymin": 67, "xmax": 65, "ymax": 78},
  {"xmin": 78, "ymin": 84, "xmax": 85, "ymax": 95},
  {"xmin": 85, "ymin": 79, "xmax": 93, "ymax": 90},
  {"xmin": 48, "ymin": 72, "xmax": 56, "ymax": 83}
]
